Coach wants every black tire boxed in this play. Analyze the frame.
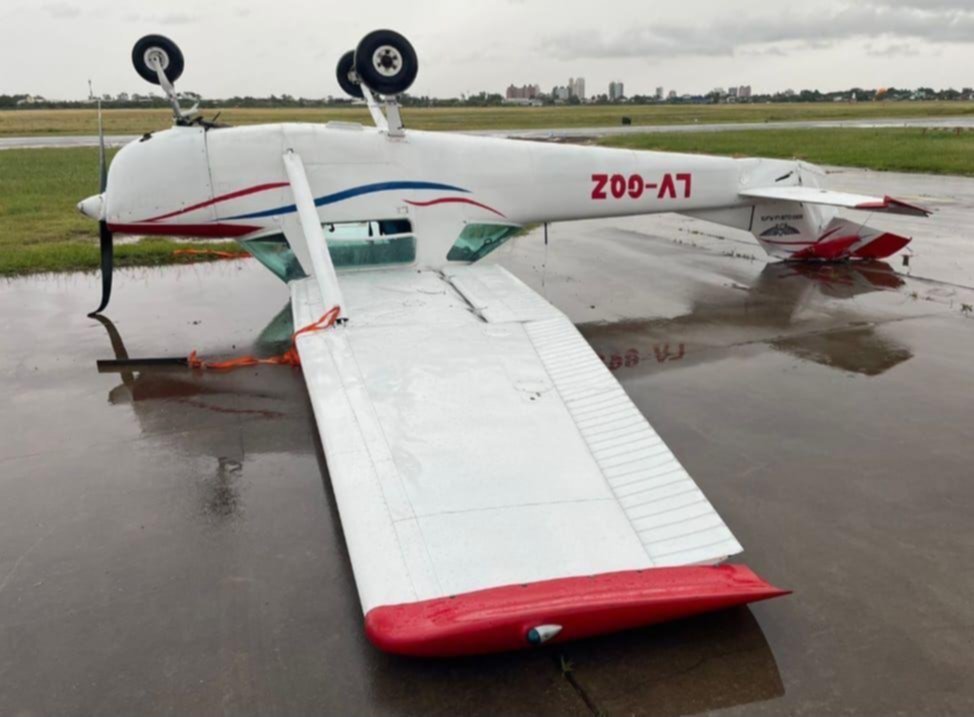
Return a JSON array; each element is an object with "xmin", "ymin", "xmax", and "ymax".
[
  {"xmin": 131, "ymin": 34, "xmax": 184, "ymax": 85},
  {"xmin": 353, "ymin": 30, "xmax": 418, "ymax": 95},
  {"xmin": 336, "ymin": 50, "xmax": 364, "ymax": 99}
]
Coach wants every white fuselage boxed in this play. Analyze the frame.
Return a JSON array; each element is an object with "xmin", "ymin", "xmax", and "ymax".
[{"xmin": 100, "ymin": 122, "xmax": 803, "ymax": 270}]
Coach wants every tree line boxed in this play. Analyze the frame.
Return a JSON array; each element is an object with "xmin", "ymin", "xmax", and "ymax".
[{"xmin": 2, "ymin": 86, "xmax": 972, "ymax": 110}]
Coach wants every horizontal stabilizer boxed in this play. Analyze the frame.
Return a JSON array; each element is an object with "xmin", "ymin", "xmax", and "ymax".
[{"xmin": 740, "ymin": 186, "xmax": 931, "ymax": 217}]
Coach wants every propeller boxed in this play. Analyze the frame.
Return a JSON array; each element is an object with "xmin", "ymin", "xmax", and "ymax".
[{"xmin": 88, "ymin": 98, "xmax": 114, "ymax": 317}]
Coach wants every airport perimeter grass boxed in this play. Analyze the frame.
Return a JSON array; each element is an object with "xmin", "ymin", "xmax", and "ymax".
[
  {"xmin": 1, "ymin": 127, "xmax": 971, "ymax": 276},
  {"xmin": 601, "ymin": 127, "xmax": 974, "ymax": 176},
  {"xmin": 0, "ymin": 147, "xmax": 243, "ymax": 275},
  {"xmin": 3, "ymin": 101, "xmax": 974, "ymax": 135}
]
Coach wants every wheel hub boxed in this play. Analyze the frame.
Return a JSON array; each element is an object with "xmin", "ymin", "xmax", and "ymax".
[
  {"xmin": 372, "ymin": 45, "xmax": 402, "ymax": 77},
  {"xmin": 144, "ymin": 47, "xmax": 170, "ymax": 71}
]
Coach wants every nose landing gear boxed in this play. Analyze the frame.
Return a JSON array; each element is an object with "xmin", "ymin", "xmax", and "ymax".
[{"xmin": 131, "ymin": 34, "xmax": 198, "ymax": 124}]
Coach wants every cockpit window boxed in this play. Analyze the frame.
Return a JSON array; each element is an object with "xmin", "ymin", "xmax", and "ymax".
[
  {"xmin": 324, "ymin": 220, "xmax": 416, "ymax": 268},
  {"xmin": 240, "ymin": 219, "xmax": 416, "ymax": 281}
]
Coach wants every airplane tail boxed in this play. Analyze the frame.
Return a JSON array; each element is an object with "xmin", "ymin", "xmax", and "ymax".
[
  {"xmin": 681, "ymin": 160, "xmax": 925, "ymax": 262},
  {"xmin": 756, "ymin": 216, "xmax": 911, "ymax": 261}
]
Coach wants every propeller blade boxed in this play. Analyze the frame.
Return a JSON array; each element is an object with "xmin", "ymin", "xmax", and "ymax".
[
  {"xmin": 88, "ymin": 97, "xmax": 113, "ymax": 316},
  {"xmin": 88, "ymin": 220, "xmax": 113, "ymax": 316}
]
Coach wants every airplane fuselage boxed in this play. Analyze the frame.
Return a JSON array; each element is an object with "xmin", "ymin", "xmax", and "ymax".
[{"xmin": 96, "ymin": 122, "xmax": 803, "ymax": 270}]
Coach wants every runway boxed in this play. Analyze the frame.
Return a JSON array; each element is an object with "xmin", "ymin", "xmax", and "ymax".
[
  {"xmin": 2, "ymin": 114, "xmax": 973, "ymax": 149},
  {"xmin": 1, "ymin": 167, "xmax": 973, "ymax": 715}
]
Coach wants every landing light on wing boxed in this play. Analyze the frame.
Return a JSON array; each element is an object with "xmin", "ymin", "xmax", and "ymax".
[{"xmin": 526, "ymin": 624, "xmax": 562, "ymax": 645}]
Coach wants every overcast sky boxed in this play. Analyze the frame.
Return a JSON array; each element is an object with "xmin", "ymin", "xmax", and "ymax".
[{"xmin": 2, "ymin": 0, "xmax": 973, "ymax": 100}]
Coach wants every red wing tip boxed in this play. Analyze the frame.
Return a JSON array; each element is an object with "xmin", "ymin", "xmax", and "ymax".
[
  {"xmin": 364, "ymin": 564, "xmax": 788, "ymax": 657},
  {"xmin": 855, "ymin": 196, "xmax": 932, "ymax": 217}
]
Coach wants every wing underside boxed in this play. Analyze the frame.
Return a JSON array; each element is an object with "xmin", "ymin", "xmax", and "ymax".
[{"xmin": 291, "ymin": 264, "xmax": 784, "ymax": 655}]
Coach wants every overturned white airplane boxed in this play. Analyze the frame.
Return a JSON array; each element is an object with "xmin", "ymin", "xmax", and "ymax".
[{"xmin": 77, "ymin": 31, "xmax": 928, "ymax": 656}]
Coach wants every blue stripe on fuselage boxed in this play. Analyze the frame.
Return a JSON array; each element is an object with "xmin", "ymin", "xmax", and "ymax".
[{"xmin": 222, "ymin": 181, "xmax": 470, "ymax": 220}]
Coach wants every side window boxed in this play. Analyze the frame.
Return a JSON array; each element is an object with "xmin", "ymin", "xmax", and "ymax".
[
  {"xmin": 242, "ymin": 220, "xmax": 416, "ymax": 282},
  {"xmin": 446, "ymin": 224, "xmax": 521, "ymax": 262},
  {"xmin": 242, "ymin": 236, "xmax": 307, "ymax": 282},
  {"xmin": 323, "ymin": 220, "xmax": 416, "ymax": 268}
]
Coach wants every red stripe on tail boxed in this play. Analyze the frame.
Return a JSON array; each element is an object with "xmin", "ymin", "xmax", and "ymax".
[
  {"xmin": 793, "ymin": 235, "xmax": 859, "ymax": 260},
  {"xmin": 853, "ymin": 233, "xmax": 911, "ymax": 259}
]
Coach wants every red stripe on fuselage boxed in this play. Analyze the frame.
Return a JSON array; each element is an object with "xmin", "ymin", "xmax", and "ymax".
[
  {"xmin": 404, "ymin": 197, "xmax": 507, "ymax": 218},
  {"xmin": 140, "ymin": 182, "xmax": 290, "ymax": 223},
  {"xmin": 108, "ymin": 222, "xmax": 262, "ymax": 238}
]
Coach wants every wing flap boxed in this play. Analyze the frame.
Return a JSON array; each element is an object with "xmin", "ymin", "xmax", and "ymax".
[{"xmin": 740, "ymin": 186, "xmax": 931, "ymax": 216}]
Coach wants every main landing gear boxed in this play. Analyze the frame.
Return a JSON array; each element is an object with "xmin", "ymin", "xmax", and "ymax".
[{"xmin": 335, "ymin": 29, "xmax": 418, "ymax": 99}]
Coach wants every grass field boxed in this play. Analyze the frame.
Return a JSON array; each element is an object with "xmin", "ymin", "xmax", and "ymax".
[
  {"xmin": 601, "ymin": 127, "xmax": 974, "ymax": 176},
  {"xmin": 1, "ymin": 125, "xmax": 970, "ymax": 276},
  {"xmin": 0, "ymin": 147, "xmax": 243, "ymax": 275},
  {"xmin": 3, "ymin": 101, "xmax": 974, "ymax": 135}
]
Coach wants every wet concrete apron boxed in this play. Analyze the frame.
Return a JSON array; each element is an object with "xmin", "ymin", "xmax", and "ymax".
[{"xmin": 1, "ymin": 168, "xmax": 973, "ymax": 715}]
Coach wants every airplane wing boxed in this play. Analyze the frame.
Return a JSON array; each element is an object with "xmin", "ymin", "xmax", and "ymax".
[
  {"xmin": 740, "ymin": 186, "xmax": 931, "ymax": 216},
  {"xmin": 290, "ymin": 265, "xmax": 785, "ymax": 656}
]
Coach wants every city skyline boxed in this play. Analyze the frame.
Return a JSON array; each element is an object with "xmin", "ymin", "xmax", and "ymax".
[{"xmin": 3, "ymin": 1, "xmax": 974, "ymax": 100}]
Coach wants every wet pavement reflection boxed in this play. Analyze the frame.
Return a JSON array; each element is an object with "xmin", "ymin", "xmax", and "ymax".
[
  {"xmin": 2, "ymin": 199, "xmax": 974, "ymax": 714},
  {"xmin": 578, "ymin": 262, "xmax": 914, "ymax": 378}
]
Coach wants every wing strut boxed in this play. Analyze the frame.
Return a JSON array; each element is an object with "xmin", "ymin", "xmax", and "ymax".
[{"xmin": 281, "ymin": 150, "xmax": 347, "ymax": 321}]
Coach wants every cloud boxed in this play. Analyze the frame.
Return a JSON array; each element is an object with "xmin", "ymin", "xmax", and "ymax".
[
  {"xmin": 120, "ymin": 10, "xmax": 196, "ymax": 25},
  {"xmin": 43, "ymin": 2, "xmax": 80, "ymax": 18},
  {"xmin": 866, "ymin": 42, "xmax": 921, "ymax": 57},
  {"xmin": 863, "ymin": 0, "xmax": 974, "ymax": 10},
  {"xmin": 542, "ymin": 2, "xmax": 974, "ymax": 60}
]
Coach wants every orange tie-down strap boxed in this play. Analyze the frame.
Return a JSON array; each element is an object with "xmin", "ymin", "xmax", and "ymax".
[
  {"xmin": 172, "ymin": 248, "xmax": 252, "ymax": 260},
  {"xmin": 188, "ymin": 305, "xmax": 342, "ymax": 370}
]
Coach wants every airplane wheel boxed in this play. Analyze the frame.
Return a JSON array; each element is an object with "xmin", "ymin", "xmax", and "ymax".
[
  {"xmin": 336, "ymin": 50, "xmax": 364, "ymax": 99},
  {"xmin": 132, "ymin": 34, "xmax": 184, "ymax": 85},
  {"xmin": 353, "ymin": 30, "xmax": 418, "ymax": 96}
]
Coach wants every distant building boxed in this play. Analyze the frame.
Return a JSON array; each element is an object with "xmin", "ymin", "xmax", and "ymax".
[
  {"xmin": 655, "ymin": 86, "xmax": 664, "ymax": 100},
  {"xmin": 667, "ymin": 89, "xmax": 677, "ymax": 99},
  {"xmin": 738, "ymin": 85, "xmax": 752, "ymax": 99},
  {"xmin": 506, "ymin": 84, "xmax": 540, "ymax": 100},
  {"xmin": 16, "ymin": 95, "xmax": 45, "ymax": 105},
  {"xmin": 568, "ymin": 77, "xmax": 586, "ymax": 101},
  {"xmin": 728, "ymin": 86, "xmax": 738, "ymax": 98},
  {"xmin": 608, "ymin": 81, "xmax": 625, "ymax": 101},
  {"xmin": 552, "ymin": 85, "xmax": 570, "ymax": 101}
]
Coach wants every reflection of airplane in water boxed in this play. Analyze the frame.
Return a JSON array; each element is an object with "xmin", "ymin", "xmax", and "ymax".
[
  {"xmin": 580, "ymin": 261, "xmax": 913, "ymax": 378},
  {"xmin": 94, "ymin": 306, "xmax": 310, "ymax": 521}
]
